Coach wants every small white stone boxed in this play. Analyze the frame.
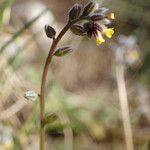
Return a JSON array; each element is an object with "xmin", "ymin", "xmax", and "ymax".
[{"xmin": 24, "ymin": 90, "xmax": 38, "ymax": 101}]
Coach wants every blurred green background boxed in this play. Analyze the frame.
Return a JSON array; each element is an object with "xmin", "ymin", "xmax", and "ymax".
[{"xmin": 0, "ymin": 0, "xmax": 150, "ymax": 150}]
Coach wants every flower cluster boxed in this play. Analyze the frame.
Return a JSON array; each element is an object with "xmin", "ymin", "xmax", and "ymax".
[
  {"xmin": 69, "ymin": 1, "xmax": 115, "ymax": 45},
  {"xmin": 44, "ymin": 0, "xmax": 115, "ymax": 57}
]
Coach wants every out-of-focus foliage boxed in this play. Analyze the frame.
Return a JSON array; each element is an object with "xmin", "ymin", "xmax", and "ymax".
[
  {"xmin": 103, "ymin": 0, "xmax": 150, "ymax": 88},
  {"xmin": 0, "ymin": 0, "xmax": 15, "ymax": 27}
]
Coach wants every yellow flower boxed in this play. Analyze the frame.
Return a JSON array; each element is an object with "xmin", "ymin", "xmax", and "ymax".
[
  {"xmin": 96, "ymin": 37, "xmax": 105, "ymax": 45},
  {"xmin": 103, "ymin": 28, "xmax": 114, "ymax": 38},
  {"xmin": 108, "ymin": 13, "xmax": 115, "ymax": 20}
]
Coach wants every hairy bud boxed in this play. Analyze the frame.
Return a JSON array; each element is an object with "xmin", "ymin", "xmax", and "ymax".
[
  {"xmin": 70, "ymin": 24, "xmax": 85, "ymax": 36},
  {"xmin": 43, "ymin": 113, "xmax": 57, "ymax": 125},
  {"xmin": 69, "ymin": 3, "xmax": 82, "ymax": 21},
  {"xmin": 82, "ymin": 1, "xmax": 98, "ymax": 16},
  {"xmin": 94, "ymin": 7, "xmax": 109, "ymax": 14},
  {"xmin": 99, "ymin": 19, "xmax": 111, "ymax": 25},
  {"xmin": 45, "ymin": 25, "xmax": 56, "ymax": 38},
  {"xmin": 54, "ymin": 46, "xmax": 73, "ymax": 57},
  {"xmin": 90, "ymin": 14, "xmax": 105, "ymax": 21}
]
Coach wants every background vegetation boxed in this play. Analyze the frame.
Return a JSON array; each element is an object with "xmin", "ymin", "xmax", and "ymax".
[{"xmin": 0, "ymin": 0, "xmax": 150, "ymax": 149}]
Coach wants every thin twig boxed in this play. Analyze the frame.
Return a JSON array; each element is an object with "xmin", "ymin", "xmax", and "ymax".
[{"xmin": 115, "ymin": 50, "xmax": 134, "ymax": 150}]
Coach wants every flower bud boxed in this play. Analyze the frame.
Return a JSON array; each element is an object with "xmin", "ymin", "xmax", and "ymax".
[
  {"xmin": 70, "ymin": 24, "xmax": 85, "ymax": 36},
  {"xmin": 44, "ymin": 113, "xmax": 57, "ymax": 125},
  {"xmin": 69, "ymin": 3, "xmax": 82, "ymax": 21},
  {"xmin": 94, "ymin": 7, "xmax": 109, "ymax": 14},
  {"xmin": 82, "ymin": 1, "xmax": 98, "ymax": 16},
  {"xmin": 90, "ymin": 13, "xmax": 105, "ymax": 21},
  {"xmin": 54, "ymin": 46, "xmax": 73, "ymax": 57},
  {"xmin": 45, "ymin": 25, "xmax": 56, "ymax": 38},
  {"xmin": 99, "ymin": 19, "xmax": 111, "ymax": 25}
]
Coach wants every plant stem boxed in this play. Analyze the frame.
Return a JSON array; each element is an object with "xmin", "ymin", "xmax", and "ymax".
[
  {"xmin": 39, "ymin": 20, "xmax": 78, "ymax": 150},
  {"xmin": 115, "ymin": 50, "xmax": 134, "ymax": 150}
]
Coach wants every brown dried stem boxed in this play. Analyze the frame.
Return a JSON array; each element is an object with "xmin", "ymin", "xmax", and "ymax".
[{"xmin": 115, "ymin": 50, "xmax": 134, "ymax": 150}]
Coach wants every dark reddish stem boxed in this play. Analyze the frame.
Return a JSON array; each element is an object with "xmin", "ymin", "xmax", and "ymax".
[{"xmin": 39, "ymin": 19, "xmax": 79, "ymax": 150}]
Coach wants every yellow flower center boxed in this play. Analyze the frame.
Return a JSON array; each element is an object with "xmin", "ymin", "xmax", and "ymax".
[
  {"xmin": 108, "ymin": 13, "xmax": 115, "ymax": 20},
  {"xmin": 103, "ymin": 28, "xmax": 114, "ymax": 38},
  {"xmin": 96, "ymin": 37, "xmax": 105, "ymax": 45}
]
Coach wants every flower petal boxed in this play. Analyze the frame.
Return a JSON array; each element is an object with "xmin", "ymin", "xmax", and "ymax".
[
  {"xmin": 96, "ymin": 37, "xmax": 105, "ymax": 45},
  {"xmin": 103, "ymin": 28, "xmax": 114, "ymax": 38},
  {"xmin": 108, "ymin": 13, "xmax": 115, "ymax": 20}
]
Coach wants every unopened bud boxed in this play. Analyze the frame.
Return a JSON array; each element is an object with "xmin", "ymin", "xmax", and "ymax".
[
  {"xmin": 99, "ymin": 18, "xmax": 111, "ymax": 25},
  {"xmin": 70, "ymin": 24, "xmax": 85, "ymax": 36},
  {"xmin": 45, "ymin": 25, "xmax": 56, "ymax": 38},
  {"xmin": 54, "ymin": 46, "xmax": 73, "ymax": 57},
  {"xmin": 69, "ymin": 3, "xmax": 82, "ymax": 21},
  {"xmin": 43, "ymin": 113, "xmax": 57, "ymax": 125},
  {"xmin": 94, "ymin": 7, "xmax": 109, "ymax": 14},
  {"xmin": 90, "ymin": 14, "xmax": 105, "ymax": 21},
  {"xmin": 82, "ymin": 1, "xmax": 99, "ymax": 16}
]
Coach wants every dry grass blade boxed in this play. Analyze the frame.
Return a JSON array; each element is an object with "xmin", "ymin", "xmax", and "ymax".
[{"xmin": 115, "ymin": 50, "xmax": 134, "ymax": 150}]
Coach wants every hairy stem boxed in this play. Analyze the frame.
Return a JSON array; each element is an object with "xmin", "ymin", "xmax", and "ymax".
[{"xmin": 39, "ymin": 19, "xmax": 79, "ymax": 150}]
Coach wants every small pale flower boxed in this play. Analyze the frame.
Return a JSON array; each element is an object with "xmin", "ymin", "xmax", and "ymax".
[
  {"xmin": 108, "ymin": 13, "xmax": 115, "ymax": 20},
  {"xmin": 103, "ymin": 28, "xmax": 114, "ymax": 38}
]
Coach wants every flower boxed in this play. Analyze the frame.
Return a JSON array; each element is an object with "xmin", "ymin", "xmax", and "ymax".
[
  {"xmin": 83, "ymin": 22, "xmax": 114, "ymax": 45},
  {"xmin": 69, "ymin": 1, "xmax": 115, "ymax": 46},
  {"xmin": 83, "ymin": 22, "xmax": 105, "ymax": 45},
  {"xmin": 95, "ymin": 30, "xmax": 105, "ymax": 45},
  {"xmin": 108, "ymin": 13, "xmax": 115, "ymax": 20},
  {"xmin": 103, "ymin": 28, "xmax": 114, "ymax": 38},
  {"xmin": 96, "ymin": 36, "xmax": 105, "ymax": 45},
  {"xmin": 84, "ymin": 22, "xmax": 102, "ymax": 38}
]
